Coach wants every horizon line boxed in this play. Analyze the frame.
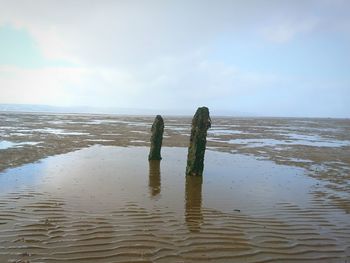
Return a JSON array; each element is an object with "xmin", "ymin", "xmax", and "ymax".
[{"xmin": 0, "ymin": 103, "xmax": 348, "ymax": 119}]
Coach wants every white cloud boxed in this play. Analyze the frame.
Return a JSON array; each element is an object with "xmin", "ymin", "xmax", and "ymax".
[
  {"xmin": 2, "ymin": 0, "xmax": 346, "ymax": 65},
  {"xmin": 0, "ymin": 52, "xmax": 281, "ymax": 110},
  {"xmin": 0, "ymin": 66, "xmax": 88, "ymax": 105},
  {"xmin": 0, "ymin": 0, "xmax": 349, "ymax": 116}
]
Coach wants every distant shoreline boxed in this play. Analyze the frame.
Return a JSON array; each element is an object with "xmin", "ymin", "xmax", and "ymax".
[{"xmin": 0, "ymin": 110, "xmax": 349, "ymax": 120}]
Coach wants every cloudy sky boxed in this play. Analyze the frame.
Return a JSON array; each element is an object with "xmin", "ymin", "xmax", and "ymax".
[{"xmin": 0, "ymin": 0, "xmax": 349, "ymax": 117}]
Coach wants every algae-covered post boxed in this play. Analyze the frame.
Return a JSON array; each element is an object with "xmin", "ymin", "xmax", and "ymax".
[
  {"xmin": 186, "ymin": 107, "xmax": 211, "ymax": 176},
  {"xmin": 148, "ymin": 115, "xmax": 164, "ymax": 160}
]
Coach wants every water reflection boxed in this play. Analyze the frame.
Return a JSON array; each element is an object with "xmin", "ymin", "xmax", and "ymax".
[
  {"xmin": 149, "ymin": 160, "xmax": 161, "ymax": 197},
  {"xmin": 1, "ymin": 146, "xmax": 349, "ymax": 261},
  {"xmin": 185, "ymin": 176, "xmax": 203, "ymax": 232}
]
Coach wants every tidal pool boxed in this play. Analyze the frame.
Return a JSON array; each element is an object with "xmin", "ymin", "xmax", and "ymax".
[
  {"xmin": 0, "ymin": 146, "xmax": 349, "ymax": 263},
  {"xmin": 208, "ymin": 129, "xmax": 244, "ymax": 135},
  {"xmin": 228, "ymin": 137, "xmax": 350, "ymax": 148},
  {"xmin": 0, "ymin": 140, "xmax": 40, "ymax": 150}
]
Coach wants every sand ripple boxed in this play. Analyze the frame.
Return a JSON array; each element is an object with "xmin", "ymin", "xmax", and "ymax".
[
  {"xmin": 0, "ymin": 146, "xmax": 349, "ymax": 262},
  {"xmin": 0, "ymin": 190, "xmax": 349, "ymax": 263}
]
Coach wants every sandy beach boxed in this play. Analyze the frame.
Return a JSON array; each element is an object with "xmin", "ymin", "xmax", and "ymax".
[{"xmin": 0, "ymin": 112, "xmax": 349, "ymax": 262}]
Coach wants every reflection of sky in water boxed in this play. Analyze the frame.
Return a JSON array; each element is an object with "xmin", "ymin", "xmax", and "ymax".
[
  {"xmin": 227, "ymin": 137, "xmax": 350, "ymax": 148},
  {"xmin": 287, "ymin": 158, "xmax": 314, "ymax": 163},
  {"xmin": 33, "ymin": 128, "xmax": 89, "ymax": 135},
  {"xmin": 128, "ymin": 122, "xmax": 151, "ymax": 127},
  {"xmin": 0, "ymin": 146, "xmax": 317, "ymax": 215},
  {"xmin": 7, "ymin": 128, "xmax": 89, "ymax": 135},
  {"xmin": 85, "ymin": 139, "xmax": 114, "ymax": 142},
  {"xmin": 0, "ymin": 161, "xmax": 45, "ymax": 192},
  {"xmin": 48, "ymin": 120, "xmax": 73, "ymax": 124},
  {"xmin": 165, "ymin": 126, "xmax": 189, "ymax": 131},
  {"xmin": 204, "ymin": 150, "xmax": 313, "ymax": 211},
  {"xmin": 0, "ymin": 140, "xmax": 40, "ymax": 149},
  {"xmin": 8, "ymin": 132, "xmax": 28, "ymax": 136},
  {"xmin": 88, "ymin": 120, "xmax": 153, "ymax": 127},
  {"xmin": 282, "ymin": 127, "xmax": 341, "ymax": 133},
  {"xmin": 205, "ymin": 126, "xmax": 350, "ymax": 148},
  {"xmin": 210, "ymin": 124, "xmax": 240, "ymax": 128},
  {"xmin": 88, "ymin": 119, "xmax": 127, "ymax": 124},
  {"xmin": 0, "ymin": 141, "xmax": 15, "ymax": 149},
  {"xmin": 208, "ymin": 129, "xmax": 243, "ymax": 135}
]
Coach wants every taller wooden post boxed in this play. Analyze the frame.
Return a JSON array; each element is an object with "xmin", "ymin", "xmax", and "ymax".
[{"xmin": 186, "ymin": 107, "xmax": 211, "ymax": 176}]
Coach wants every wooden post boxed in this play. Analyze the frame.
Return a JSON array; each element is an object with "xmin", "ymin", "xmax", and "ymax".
[
  {"xmin": 186, "ymin": 107, "xmax": 211, "ymax": 176},
  {"xmin": 148, "ymin": 115, "xmax": 164, "ymax": 160}
]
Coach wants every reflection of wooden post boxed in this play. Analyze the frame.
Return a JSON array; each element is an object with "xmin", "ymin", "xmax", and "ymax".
[
  {"xmin": 186, "ymin": 107, "xmax": 211, "ymax": 176},
  {"xmin": 185, "ymin": 176, "xmax": 203, "ymax": 232},
  {"xmin": 148, "ymin": 115, "xmax": 164, "ymax": 160},
  {"xmin": 149, "ymin": 160, "xmax": 161, "ymax": 197}
]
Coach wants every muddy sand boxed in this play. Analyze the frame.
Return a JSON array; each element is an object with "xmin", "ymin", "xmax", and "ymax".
[{"xmin": 0, "ymin": 112, "xmax": 350, "ymax": 262}]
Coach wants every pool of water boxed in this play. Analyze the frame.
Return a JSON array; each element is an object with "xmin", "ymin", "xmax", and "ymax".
[
  {"xmin": 228, "ymin": 137, "xmax": 350, "ymax": 148},
  {"xmin": 208, "ymin": 129, "xmax": 243, "ymax": 135},
  {"xmin": 0, "ymin": 140, "xmax": 40, "ymax": 150},
  {"xmin": 33, "ymin": 128, "xmax": 90, "ymax": 135},
  {"xmin": 0, "ymin": 146, "xmax": 349, "ymax": 262},
  {"xmin": 0, "ymin": 146, "xmax": 314, "ymax": 213}
]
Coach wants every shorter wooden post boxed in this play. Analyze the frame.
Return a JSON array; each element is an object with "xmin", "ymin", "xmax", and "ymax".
[{"xmin": 148, "ymin": 115, "xmax": 164, "ymax": 160}]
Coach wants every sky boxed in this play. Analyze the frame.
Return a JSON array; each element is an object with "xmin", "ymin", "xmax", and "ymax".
[{"xmin": 0, "ymin": 0, "xmax": 349, "ymax": 117}]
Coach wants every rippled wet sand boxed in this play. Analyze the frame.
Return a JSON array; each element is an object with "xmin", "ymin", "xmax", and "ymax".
[
  {"xmin": 1, "ymin": 113, "xmax": 350, "ymax": 262},
  {"xmin": 0, "ymin": 146, "xmax": 349, "ymax": 262}
]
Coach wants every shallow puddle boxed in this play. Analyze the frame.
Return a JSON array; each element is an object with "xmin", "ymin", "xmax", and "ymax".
[
  {"xmin": 33, "ymin": 128, "xmax": 90, "ymax": 135},
  {"xmin": 0, "ymin": 146, "xmax": 349, "ymax": 262},
  {"xmin": 0, "ymin": 140, "xmax": 40, "ymax": 150},
  {"xmin": 228, "ymin": 137, "xmax": 350, "ymax": 148}
]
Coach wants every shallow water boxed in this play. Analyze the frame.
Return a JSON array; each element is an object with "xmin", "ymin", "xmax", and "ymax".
[
  {"xmin": 208, "ymin": 129, "xmax": 244, "ymax": 135},
  {"xmin": 0, "ymin": 140, "xmax": 40, "ymax": 150},
  {"xmin": 0, "ymin": 146, "xmax": 349, "ymax": 262},
  {"xmin": 227, "ymin": 137, "xmax": 350, "ymax": 148},
  {"xmin": 1, "ymin": 113, "xmax": 350, "ymax": 262},
  {"xmin": 33, "ymin": 128, "xmax": 90, "ymax": 135}
]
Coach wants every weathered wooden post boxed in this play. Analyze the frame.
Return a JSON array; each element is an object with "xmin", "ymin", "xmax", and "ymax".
[
  {"xmin": 148, "ymin": 115, "xmax": 164, "ymax": 160},
  {"xmin": 186, "ymin": 107, "xmax": 211, "ymax": 176}
]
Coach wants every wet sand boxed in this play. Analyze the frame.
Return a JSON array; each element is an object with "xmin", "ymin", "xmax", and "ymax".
[{"xmin": 1, "ymin": 112, "xmax": 350, "ymax": 262}]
